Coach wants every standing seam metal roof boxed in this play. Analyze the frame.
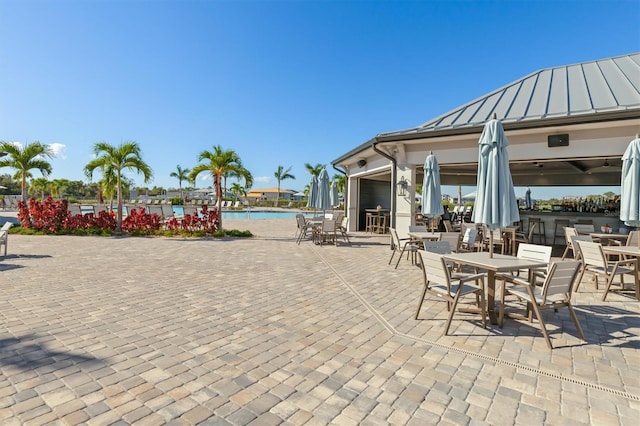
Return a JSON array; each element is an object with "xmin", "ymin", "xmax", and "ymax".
[{"xmin": 380, "ymin": 53, "xmax": 640, "ymax": 137}]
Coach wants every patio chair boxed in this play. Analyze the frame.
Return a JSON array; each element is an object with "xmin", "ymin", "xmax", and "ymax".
[
  {"xmin": 388, "ymin": 227, "xmax": 420, "ymax": 269},
  {"xmin": 561, "ymin": 227, "xmax": 578, "ymax": 260},
  {"xmin": 496, "ymin": 243, "xmax": 552, "ymax": 285},
  {"xmin": 415, "ymin": 250, "xmax": 486, "ymax": 335},
  {"xmin": 457, "ymin": 226, "xmax": 480, "ymax": 253},
  {"xmin": 574, "ymin": 240, "xmax": 638, "ymax": 301},
  {"xmin": 574, "ymin": 223, "xmax": 595, "ymax": 235},
  {"xmin": 499, "ymin": 260, "xmax": 584, "ymax": 349},
  {"xmin": 0, "ymin": 222, "xmax": 13, "ymax": 256},
  {"xmin": 439, "ymin": 232, "xmax": 462, "ymax": 253},
  {"xmin": 295, "ymin": 214, "xmax": 314, "ymax": 244},
  {"xmin": 514, "ymin": 222, "xmax": 536, "ymax": 245},
  {"xmin": 315, "ymin": 219, "xmax": 338, "ymax": 246},
  {"xmin": 338, "ymin": 216, "xmax": 350, "ymax": 244}
]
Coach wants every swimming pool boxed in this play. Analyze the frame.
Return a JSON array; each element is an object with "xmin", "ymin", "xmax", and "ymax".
[{"xmin": 80, "ymin": 206, "xmax": 314, "ymax": 220}]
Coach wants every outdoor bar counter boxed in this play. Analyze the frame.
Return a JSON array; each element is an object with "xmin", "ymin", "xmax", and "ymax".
[{"xmin": 518, "ymin": 210, "xmax": 625, "ymax": 245}]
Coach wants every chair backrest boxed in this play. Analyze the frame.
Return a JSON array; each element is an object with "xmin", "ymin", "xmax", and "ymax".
[
  {"xmin": 161, "ymin": 204, "xmax": 174, "ymax": 218},
  {"xmin": 563, "ymin": 227, "xmax": 578, "ymax": 245},
  {"xmin": 541, "ymin": 260, "xmax": 581, "ymax": 303},
  {"xmin": 389, "ymin": 227, "xmax": 401, "ymax": 250},
  {"xmin": 443, "ymin": 220, "xmax": 454, "ymax": 232},
  {"xmin": 422, "ymin": 241, "xmax": 452, "ymax": 254},
  {"xmin": 296, "ymin": 214, "xmax": 307, "ymax": 229},
  {"xmin": 574, "ymin": 224, "xmax": 595, "ymax": 235},
  {"xmin": 340, "ymin": 216, "xmax": 349, "ymax": 229},
  {"xmin": 183, "ymin": 205, "xmax": 199, "ymax": 216},
  {"xmin": 68, "ymin": 204, "xmax": 82, "ymax": 216},
  {"xmin": 439, "ymin": 232, "xmax": 462, "ymax": 252},
  {"xmin": 626, "ymin": 230, "xmax": 639, "ymax": 246},
  {"xmin": 324, "ymin": 212, "xmax": 334, "ymax": 220},
  {"xmin": 409, "ymin": 225, "xmax": 427, "ymax": 232},
  {"xmin": 569, "ymin": 235, "xmax": 594, "ymax": 258},
  {"xmin": 417, "ymin": 250, "xmax": 451, "ymax": 289},
  {"xmin": 462, "ymin": 227, "xmax": 477, "ymax": 245},
  {"xmin": 322, "ymin": 219, "xmax": 336, "ymax": 232},
  {"xmin": 526, "ymin": 222, "xmax": 537, "ymax": 241},
  {"xmin": 517, "ymin": 243, "xmax": 552, "ymax": 264},
  {"xmin": 147, "ymin": 205, "xmax": 164, "ymax": 217},
  {"xmin": 575, "ymin": 240, "xmax": 607, "ymax": 268}
]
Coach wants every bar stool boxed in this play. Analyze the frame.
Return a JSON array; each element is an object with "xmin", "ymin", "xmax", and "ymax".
[
  {"xmin": 528, "ymin": 217, "xmax": 546, "ymax": 244},
  {"xmin": 553, "ymin": 219, "xmax": 571, "ymax": 245},
  {"xmin": 365, "ymin": 212, "xmax": 375, "ymax": 233}
]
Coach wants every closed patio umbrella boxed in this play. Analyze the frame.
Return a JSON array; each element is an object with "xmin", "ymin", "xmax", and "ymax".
[
  {"xmin": 314, "ymin": 168, "xmax": 332, "ymax": 212},
  {"xmin": 306, "ymin": 174, "xmax": 318, "ymax": 210},
  {"xmin": 421, "ymin": 152, "xmax": 444, "ymax": 232},
  {"xmin": 620, "ymin": 135, "xmax": 640, "ymax": 247},
  {"xmin": 471, "ymin": 117, "xmax": 520, "ymax": 257},
  {"xmin": 330, "ymin": 181, "xmax": 340, "ymax": 208}
]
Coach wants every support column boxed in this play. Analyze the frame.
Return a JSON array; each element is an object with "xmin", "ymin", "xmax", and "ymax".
[{"xmin": 395, "ymin": 165, "xmax": 416, "ymax": 239}]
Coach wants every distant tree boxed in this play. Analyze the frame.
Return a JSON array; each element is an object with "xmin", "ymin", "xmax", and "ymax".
[
  {"xmin": 229, "ymin": 182, "xmax": 246, "ymax": 203},
  {"xmin": 50, "ymin": 178, "xmax": 70, "ymax": 199},
  {"xmin": 304, "ymin": 163, "xmax": 324, "ymax": 177},
  {"xmin": 84, "ymin": 141, "xmax": 153, "ymax": 232},
  {"xmin": 170, "ymin": 165, "xmax": 191, "ymax": 200},
  {"xmin": 0, "ymin": 141, "xmax": 55, "ymax": 202},
  {"xmin": 29, "ymin": 177, "xmax": 49, "ymax": 199},
  {"xmin": 189, "ymin": 145, "xmax": 253, "ymax": 230},
  {"xmin": 332, "ymin": 173, "xmax": 346, "ymax": 193},
  {"xmin": 274, "ymin": 165, "xmax": 295, "ymax": 206}
]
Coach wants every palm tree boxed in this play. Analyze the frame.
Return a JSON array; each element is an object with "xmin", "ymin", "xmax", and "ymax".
[
  {"xmin": 84, "ymin": 141, "xmax": 153, "ymax": 232},
  {"xmin": 0, "ymin": 141, "xmax": 55, "ymax": 202},
  {"xmin": 29, "ymin": 177, "xmax": 49, "ymax": 199},
  {"xmin": 332, "ymin": 174, "xmax": 346, "ymax": 193},
  {"xmin": 274, "ymin": 165, "xmax": 295, "ymax": 207},
  {"xmin": 50, "ymin": 178, "xmax": 70, "ymax": 199},
  {"xmin": 304, "ymin": 163, "xmax": 324, "ymax": 177},
  {"xmin": 189, "ymin": 145, "xmax": 252, "ymax": 230},
  {"xmin": 170, "ymin": 165, "xmax": 191, "ymax": 201},
  {"xmin": 229, "ymin": 182, "xmax": 246, "ymax": 204}
]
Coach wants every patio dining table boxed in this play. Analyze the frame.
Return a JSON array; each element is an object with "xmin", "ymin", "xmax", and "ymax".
[
  {"xmin": 589, "ymin": 233, "xmax": 629, "ymax": 245},
  {"xmin": 443, "ymin": 251, "xmax": 548, "ymax": 324},
  {"xmin": 408, "ymin": 231, "xmax": 442, "ymax": 242}
]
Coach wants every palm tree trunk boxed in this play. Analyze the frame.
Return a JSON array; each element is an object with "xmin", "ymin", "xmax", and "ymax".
[
  {"xmin": 116, "ymin": 173, "xmax": 123, "ymax": 232},
  {"xmin": 216, "ymin": 175, "xmax": 223, "ymax": 230}
]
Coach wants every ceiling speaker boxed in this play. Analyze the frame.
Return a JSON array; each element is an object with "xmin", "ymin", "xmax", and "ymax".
[
  {"xmin": 548, "ymin": 134, "xmax": 569, "ymax": 147},
  {"xmin": 357, "ymin": 159, "xmax": 367, "ymax": 168}
]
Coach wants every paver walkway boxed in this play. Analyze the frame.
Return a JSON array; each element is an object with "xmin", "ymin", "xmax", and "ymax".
[{"xmin": 0, "ymin": 217, "xmax": 638, "ymax": 425}]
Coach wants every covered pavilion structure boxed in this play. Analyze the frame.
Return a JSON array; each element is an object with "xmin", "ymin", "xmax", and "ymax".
[{"xmin": 332, "ymin": 53, "xmax": 640, "ymax": 233}]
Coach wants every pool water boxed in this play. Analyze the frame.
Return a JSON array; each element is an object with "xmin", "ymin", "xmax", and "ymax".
[{"xmin": 80, "ymin": 206, "xmax": 313, "ymax": 220}]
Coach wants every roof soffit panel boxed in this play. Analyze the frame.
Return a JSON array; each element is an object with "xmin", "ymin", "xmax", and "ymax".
[
  {"xmin": 547, "ymin": 67, "xmax": 569, "ymax": 115},
  {"xmin": 582, "ymin": 62, "xmax": 617, "ymax": 109},
  {"xmin": 567, "ymin": 65, "xmax": 593, "ymax": 112}
]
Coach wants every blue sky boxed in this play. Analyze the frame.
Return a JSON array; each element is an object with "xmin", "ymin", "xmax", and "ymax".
[{"xmin": 1, "ymin": 0, "xmax": 639, "ymax": 200}]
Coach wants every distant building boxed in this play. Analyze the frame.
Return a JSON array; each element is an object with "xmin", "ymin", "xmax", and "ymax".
[{"xmin": 245, "ymin": 187, "xmax": 296, "ymax": 202}]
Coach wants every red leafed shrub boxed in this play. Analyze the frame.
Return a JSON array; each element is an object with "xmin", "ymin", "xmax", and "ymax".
[
  {"xmin": 165, "ymin": 205, "xmax": 219, "ymax": 234},
  {"xmin": 18, "ymin": 197, "xmax": 69, "ymax": 232},
  {"xmin": 121, "ymin": 207, "xmax": 163, "ymax": 234}
]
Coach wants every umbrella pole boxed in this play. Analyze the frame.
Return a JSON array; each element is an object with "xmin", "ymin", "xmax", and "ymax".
[{"xmin": 489, "ymin": 231, "xmax": 494, "ymax": 258}]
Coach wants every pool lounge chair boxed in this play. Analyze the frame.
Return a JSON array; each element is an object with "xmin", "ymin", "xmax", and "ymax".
[{"xmin": 0, "ymin": 222, "xmax": 13, "ymax": 256}]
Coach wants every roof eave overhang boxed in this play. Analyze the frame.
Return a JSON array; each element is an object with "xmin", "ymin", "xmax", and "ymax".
[
  {"xmin": 332, "ymin": 109, "xmax": 640, "ymax": 167},
  {"xmin": 375, "ymin": 109, "xmax": 640, "ymax": 143}
]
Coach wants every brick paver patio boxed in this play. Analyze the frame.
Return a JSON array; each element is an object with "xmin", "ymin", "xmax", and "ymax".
[{"xmin": 0, "ymin": 217, "xmax": 638, "ymax": 425}]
